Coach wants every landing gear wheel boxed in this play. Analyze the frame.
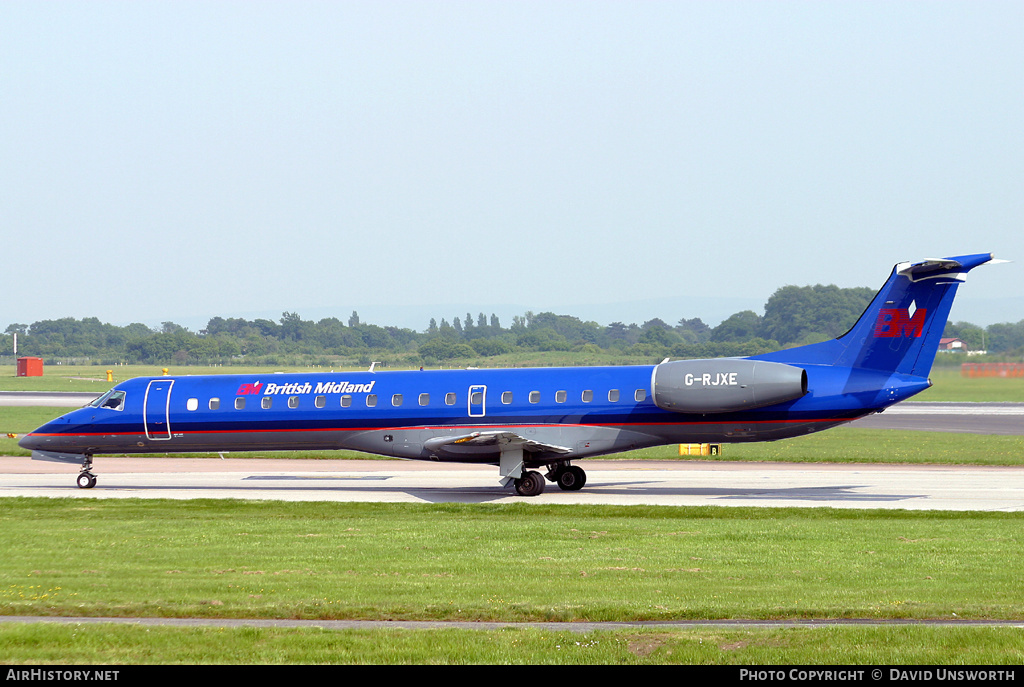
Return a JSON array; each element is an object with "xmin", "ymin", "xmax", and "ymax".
[
  {"xmin": 556, "ymin": 465, "xmax": 587, "ymax": 491},
  {"xmin": 77, "ymin": 472, "xmax": 97, "ymax": 489},
  {"xmin": 514, "ymin": 470, "xmax": 545, "ymax": 496}
]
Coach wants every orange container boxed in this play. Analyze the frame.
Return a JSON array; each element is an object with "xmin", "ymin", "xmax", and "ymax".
[{"xmin": 16, "ymin": 357, "xmax": 43, "ymax": 377}]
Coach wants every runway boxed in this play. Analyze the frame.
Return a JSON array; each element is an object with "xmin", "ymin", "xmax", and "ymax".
[
  {"xmin": 1, "ymin": 456, "xmax": 1022, "ymax": 511},
  {"xmin": 0, "ymin": 391, "xmax": 101, "ymax": 407},
  {"xmin": 851, "ymin": 402, "xmax": 1024, "ymax": 435}
]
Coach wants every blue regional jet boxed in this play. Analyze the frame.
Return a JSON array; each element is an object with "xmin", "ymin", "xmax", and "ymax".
[{"xmin": 20, "ymin": 253, "xmax": 999, "ymax": 496}]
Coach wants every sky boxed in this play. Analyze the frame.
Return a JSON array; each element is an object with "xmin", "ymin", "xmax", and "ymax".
[{"xmin": 2, "ymin": 1, "xmax": 1021, "ymax": 333}]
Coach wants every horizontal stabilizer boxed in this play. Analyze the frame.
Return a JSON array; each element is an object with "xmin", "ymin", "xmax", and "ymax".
[{"xmin": 898, "ymin": 253, "xmax": 999, "ymax": 282}]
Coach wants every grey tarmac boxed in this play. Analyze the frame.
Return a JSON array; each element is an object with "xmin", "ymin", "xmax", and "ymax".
[
  {"xmin": 1, "ymin": 456, "xmax": 1022, "ymax": 511},
  {"xmin": 851, "ymin": 402, "xmax": 1024, "ymax": 435}
]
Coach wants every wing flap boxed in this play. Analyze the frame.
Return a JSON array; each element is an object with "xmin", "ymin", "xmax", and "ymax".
[{"xmin": 424, "ymin": 431, "xmax": 571, "ymax": 455}]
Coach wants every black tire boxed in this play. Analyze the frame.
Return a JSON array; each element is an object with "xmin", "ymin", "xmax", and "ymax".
[
  {"xmin": 514, "ymin": 471, "xmax": 545, "ymax": 496},
  {"xmin": 77, "ymin": 473, "xmax": 96, "ymax": 489},
  {"xmin": 556, "ymin": 465, "xmax": 587, "ymax": 491}
]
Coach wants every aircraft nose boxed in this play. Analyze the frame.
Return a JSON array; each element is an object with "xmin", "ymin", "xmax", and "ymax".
[
  {"xmin": 18, "ymin": 432, "xmax": 44, "ymax": 451},
  {"xmin": 18, "ymin": 413, "xmax": 72, "ymax": 453}
]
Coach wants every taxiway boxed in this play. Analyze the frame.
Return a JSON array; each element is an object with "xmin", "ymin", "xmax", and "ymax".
[{"xmin": 1, "ymin": 456, "xmax": 1021, "ymax": 511}]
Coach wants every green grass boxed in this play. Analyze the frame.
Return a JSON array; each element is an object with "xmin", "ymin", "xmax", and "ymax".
[
  {"xmin": 1, "ymin": 622, "xmax": 1021, "ymax": 664},
  {"xmin": 677, "ymin": 427, "xmax": 1024, "ymax": 466},
  {"xmin": 916, "ymin": 367, "xmax": 1024, "ymax": 402},
  {"xmin": 2, "ymin": 499, "xmax": 1021, "ymax": 623},
  {"xmin": 2, "ymin": 497, "xmax": 1022, "ymax": 664},
  {"xmin": 1, "ymin": 407, "xmax": 76, "ymax": 434}
]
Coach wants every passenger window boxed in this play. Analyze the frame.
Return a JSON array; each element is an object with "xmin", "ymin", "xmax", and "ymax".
[
  {"xmin": 445, "ymin": 392, "xmax": 457, "ymax": 405},
  {"xmin": 419, "ymin": 393, "xmax": 429, "ymax": 406},
  {"xmin": 501, "ymin": 391, "xmax": 513, "ymax": 404},
  {"xmin": 608, "ymin": 389, "xmax": 619, "ymax": 402},
  {"xmin": 366, "ymin": 394, "xmax": 377, "ymax": 407},
  {"xmin": 471, "ymin": 391, "xmax": 483, "ymax": 405},
  {"xmin": 288, "ymin": 396, "xmax": 300, "ymax": 409},
  {"xmin": 187, "ymin": 398, "xmax": 199, "ymax": 411},
  {"xmin": 392, "ymin": 394, "xmax": 403, "ymax": 407},
  {"xmin": 635, "ymin": 389, "xmax": 647, "ymax": 402},
  {"xmin": 235, "ymin": 397, "xmax": 245, "ymax": 410},
  {"xmin": 555, "ymin": 390, "xmax": 567, "ymax": 403},
  {"xmin": 529, "ymin": 391, "xmax": 540, "ymax": 404},
  {"xmin": 209, "ymin": 398, "xmax": 220, "ymax": 410},
  {"xmin": 582, "ymin": 390, "xmax": 593, "ymax": 403},
  {"xmin": 315, "ymin": 395, "xmax": 326, "ymax": 408},
  {"xmin": 341, "ymin": 395, "xmax": 352, "ymax": 408},
  {"xmin": 262, "ymin": 397, "xmax": 273, "ymax": 409}
]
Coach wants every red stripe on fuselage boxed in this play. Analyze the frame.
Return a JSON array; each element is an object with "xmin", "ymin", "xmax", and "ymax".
[{"xmin": 22, "ymin": 415, "xmax": 847, "ymax": 440}]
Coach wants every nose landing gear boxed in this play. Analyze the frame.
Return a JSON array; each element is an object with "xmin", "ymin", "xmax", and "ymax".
[{"xmin": 77, "ymin": 454, "xmax": 97, "ymax": 489}]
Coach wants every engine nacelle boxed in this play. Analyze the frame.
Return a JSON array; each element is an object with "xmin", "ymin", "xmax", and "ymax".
[{"xmin": 652, "ymin": 359, "xmax": 807, "ymax": 414}]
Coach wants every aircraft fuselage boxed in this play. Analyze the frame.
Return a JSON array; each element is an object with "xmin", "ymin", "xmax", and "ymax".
[{"xmin": 21, "ymin": 363, "xmax": 927, "ymax": 464}]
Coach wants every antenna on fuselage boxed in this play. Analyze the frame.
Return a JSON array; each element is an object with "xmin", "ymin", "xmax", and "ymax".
[{"xmin": 368, "ymin": 361, "xmax": 380, "ymax": 372}]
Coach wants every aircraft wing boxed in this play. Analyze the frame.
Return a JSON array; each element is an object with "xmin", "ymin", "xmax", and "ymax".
[{"xmin": 423, "ymin": 431, "xmax": 572, "ymax": 455}]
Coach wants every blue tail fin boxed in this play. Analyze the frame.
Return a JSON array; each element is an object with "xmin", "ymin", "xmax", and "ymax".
[{"xmin": 754, "ymin": 253, "xmax": 998, "ymax": 377}]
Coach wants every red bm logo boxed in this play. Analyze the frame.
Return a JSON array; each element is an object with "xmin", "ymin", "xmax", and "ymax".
[
  {"xmin": 236, "ymin": 381, "xmax": 263, "ymax": 395},
  {"xmin": 874, "ymin": 308, "xmax": 927, "ymax": 338}
]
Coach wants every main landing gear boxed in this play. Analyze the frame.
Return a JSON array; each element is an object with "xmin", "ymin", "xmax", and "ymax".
[
  {"xmin": 512, "ymin": 464, "xmax": 587, "ymax": 496},
  {"xmin": 551, "ymin": 464, "xmax": 587, "ymax": 491},
  {"xmin": 77, "ymin": 454, "xmax": 97, "ymax": 489},
  {"xmin": 513, "ymin": 470, "xmax": 545, "ymax": 496}
]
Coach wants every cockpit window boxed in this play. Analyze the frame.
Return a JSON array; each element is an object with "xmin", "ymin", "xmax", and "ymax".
[{"xmin": 91, "ymin": 389, "xmax": 126, "ymax": 411}]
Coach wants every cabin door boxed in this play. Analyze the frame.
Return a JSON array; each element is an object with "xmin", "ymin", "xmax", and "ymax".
[
  {"xmin": 468, "ymin": 384, "xmax": 486, "ymax": 417},
  {"xmin": 144, "ymin": 379, "xmax": 174, "ymax": 440}
]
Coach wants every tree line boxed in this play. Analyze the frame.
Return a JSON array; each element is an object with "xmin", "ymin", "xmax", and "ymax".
[{"xmin": 4, "ymin": 284, "xmax": 1023, "ymax": 367}]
